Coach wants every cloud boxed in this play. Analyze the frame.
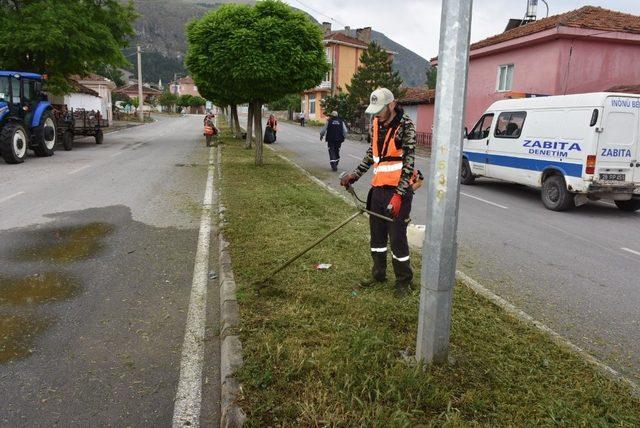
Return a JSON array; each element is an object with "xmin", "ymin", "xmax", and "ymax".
[{"xmin": 285, "ymin": 0, "xmax": 639, "ymax": 60}]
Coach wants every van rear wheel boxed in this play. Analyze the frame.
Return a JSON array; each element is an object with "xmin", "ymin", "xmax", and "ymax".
[
  {"xmin": 541, "ymin": 175, "xmax": 575, "ymax": 211},
  {"xmin": 460, "ymin": 158, "xmax": 475, "ymax": 185},
  {"xmin": 614, "ymin": 199, "xmax": 640, "ymax": 212}
]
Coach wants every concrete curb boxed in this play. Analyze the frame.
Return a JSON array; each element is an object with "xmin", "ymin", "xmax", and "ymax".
[
  {"xmin": 216, "ymin": 146, "xmax": 247, "ymax": 427},
  {"xmin": 266, "ymin": 144, "xmax": 640, "ymax": 399}
]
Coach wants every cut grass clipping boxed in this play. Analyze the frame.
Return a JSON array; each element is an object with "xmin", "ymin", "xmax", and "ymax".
[{"xmin": 218, "ymin": 130, "xmax": 640, "ymax": 426}]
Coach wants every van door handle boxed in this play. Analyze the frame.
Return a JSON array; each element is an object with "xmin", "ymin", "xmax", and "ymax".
[{"xmin": 486, "ymin": 139, "xmax": 490, "ymax": 145}]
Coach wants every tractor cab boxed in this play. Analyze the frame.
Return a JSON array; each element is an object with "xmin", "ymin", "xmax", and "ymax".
[{"xmin": 0, "ymin": 71, "xmax": 56, "ymax": 164}]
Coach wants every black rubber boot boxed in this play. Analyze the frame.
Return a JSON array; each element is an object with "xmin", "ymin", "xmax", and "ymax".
[
  {"xmin": 360, "ymin": 252, "xmax": 387, "ymax": 287},
  {"xmin": 392, "ymin": 258, "xmax": 413, "ymax": 297}
]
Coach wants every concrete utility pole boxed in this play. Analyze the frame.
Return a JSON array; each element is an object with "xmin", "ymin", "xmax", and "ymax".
[
  {"xmin": 416, "ymin": 0, "xmax": 473, "ymax": 365},
  {"xmin": 137, "ymin": 45, "xmax": 144, "ymax": 122}
]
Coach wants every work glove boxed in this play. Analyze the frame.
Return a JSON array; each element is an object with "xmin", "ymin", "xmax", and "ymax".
[
  {"xmin": 340, "ymin": 172, "xmax": 357, "ymax": 188},
  {"xmin": 387, "ymin": 193, "xmax": 402, "ymax": 218}
]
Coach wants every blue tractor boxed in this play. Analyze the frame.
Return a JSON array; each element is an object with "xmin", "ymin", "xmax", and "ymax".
[{"xmin": 0, "ymin": 71, "xmax": 57, "ymax": 164}]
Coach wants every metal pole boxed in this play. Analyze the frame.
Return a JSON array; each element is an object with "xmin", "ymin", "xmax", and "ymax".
[
  {"xmin": 137, "ymin": 45, "xmax": 144, "ymax": 122},
  {"xmin": 416, "ymin": 0, "xmax": 473, "ymax": 365}
]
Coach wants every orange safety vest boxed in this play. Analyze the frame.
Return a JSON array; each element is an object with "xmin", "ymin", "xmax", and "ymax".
[{"xmin": 371, "ymin": 116, "xmax": 404, "ymax": 187}]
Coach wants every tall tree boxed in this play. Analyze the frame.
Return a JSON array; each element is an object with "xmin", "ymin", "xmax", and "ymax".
[
  {"xmin": 321, "ymin": 93, "xmax": 356, "ymax": 124},
  {"xmin": 346, "ymin": 42, "xmax": 404, "ymax": 120},
  {"xmin": 186, "ymin": 0, "xmax": 328, "ymax": 164},
  {"xmin": 0, "ymin": 0, "xmax": 136, "ymax": 94}
]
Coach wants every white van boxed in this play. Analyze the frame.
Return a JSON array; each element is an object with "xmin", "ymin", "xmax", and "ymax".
[{"xmin": 461, "ymin": 93, "xmax": 640, "ymax": 211}]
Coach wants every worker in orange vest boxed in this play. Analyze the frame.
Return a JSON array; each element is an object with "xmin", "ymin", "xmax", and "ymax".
[{"xmin": 340, "ymin": 88, "xmax": 420, "ymax": 297}]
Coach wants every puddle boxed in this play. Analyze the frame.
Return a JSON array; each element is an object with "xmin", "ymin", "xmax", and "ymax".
[
  {"xmin": 0, "ymin": 272, "xmax": 80, "ymax": 305},
  {"xmin": 15, "ymin": 222, "xmax": 114, "ymax": 263},
  {"xmin": 0, "ymin": 315, "xmax": 50, "ymax": 364}
]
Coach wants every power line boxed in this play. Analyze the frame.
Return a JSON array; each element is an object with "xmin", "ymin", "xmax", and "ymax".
[{"xmin": 288, "ymin": 0, "xmax": 348, "ymax": 28}]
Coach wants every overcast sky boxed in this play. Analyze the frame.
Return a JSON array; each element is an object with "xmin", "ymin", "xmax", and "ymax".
[{"xmin": 283, "ymin": 0, "xmax": 639, "ymax": 59}]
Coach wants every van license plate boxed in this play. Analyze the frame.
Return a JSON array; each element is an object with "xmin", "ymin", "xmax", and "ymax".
[{"xmin": 599, "ymin": 173, "xmax": 625, "ymax": 181}]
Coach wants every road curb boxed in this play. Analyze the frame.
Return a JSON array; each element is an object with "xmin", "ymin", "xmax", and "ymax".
[
  {"xmin": 267, "ymin": 144, "xmax": 640, "ymax": 399},
  {"xmin": 216, "ymin": 146, "xmax": 247, "ymax": 427}
]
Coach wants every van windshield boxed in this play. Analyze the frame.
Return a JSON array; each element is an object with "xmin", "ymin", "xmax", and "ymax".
[{"xmin": 0, "ymin": 77, "xmax": 8, "ymax": 103}]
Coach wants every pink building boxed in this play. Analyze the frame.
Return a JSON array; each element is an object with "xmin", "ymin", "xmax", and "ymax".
[
  {"xmin": 428, "ymin": 6, "xmax": 640, "ymax": 129},
  {"xmin": 170, "ymin": 76, "xmax": 201, "ymax": 97}
]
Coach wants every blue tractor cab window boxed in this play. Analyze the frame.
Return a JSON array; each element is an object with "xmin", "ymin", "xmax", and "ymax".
[
  {"xmin": 11, "ymin": 77, "xmax": 20, "ymax": 104},
  {"xmin": 0, "ymin": 76, "xmax": 8, "ymax": 102}
]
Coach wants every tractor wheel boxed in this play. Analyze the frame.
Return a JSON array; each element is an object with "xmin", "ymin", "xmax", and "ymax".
[
  {"xmin": 95, "ymin": 129, "xmax": 104, "ymax": 145},
  {"xmin": 62, "ymin": 131, "xmax": 74, "ymax": 151},
  {"xmin": 0, "ymin": 122, "xmax": 28, "ymax": 164},
  {"xmin": 33, "ymin": 110, "xmax": 56, "ymax": 157}
]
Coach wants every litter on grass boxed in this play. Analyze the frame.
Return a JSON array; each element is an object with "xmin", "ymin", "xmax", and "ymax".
[{"xmin": 315, "ymin": 263, "xmax": 332, "ymax": 270}]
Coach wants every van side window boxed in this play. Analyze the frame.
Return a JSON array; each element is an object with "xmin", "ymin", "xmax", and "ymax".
[
  {"xmin": 494, "ymin": 111, "xmax": 526, "ymax": 139},
  {"xmin": 468, "ymin": 113, "xmax": 494, "ymax": 140}
]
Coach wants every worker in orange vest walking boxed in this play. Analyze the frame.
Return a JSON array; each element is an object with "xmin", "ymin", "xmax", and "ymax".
[{"xmin": 340, "ymin": 88, "xmax": 420, "ymax": 297}]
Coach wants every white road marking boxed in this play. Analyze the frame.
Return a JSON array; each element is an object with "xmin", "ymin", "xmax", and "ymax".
[
  {"xmin": 622, "ymin": 247, "xmax": 640, "ymax": 257},
  {"xmin": 460, "ymin": 192, "xmax": 509, "ymax": 210},
  {"xmin": 347, "ymin": 154, "xmax": 361, "ymax": 160},
  {"xmin": 109, "ymin": 151, "xmax": 124, "ymax": 158},
  {"xmin": 68, "ymin": 165, "xmax": 91, "ymax": 175},
  {"xmin": 0, "ymin": 191, "xmax": 25, "ymax": 204},
  {"xmin": 416, "ymin": 155, "xmax": 429, "ymax": 161},
  {"xmin": 172, "ymin": 147, "xmax": 216, "ymax": 428}
]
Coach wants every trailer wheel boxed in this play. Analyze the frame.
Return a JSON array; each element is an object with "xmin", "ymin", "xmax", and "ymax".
[
  {"xmin": 614, "ymin": 199, "xmax": 640, "ymax": 212},
  {"xmin": 460, "ymin": 158, "xmax": 475, "ymax": 185},
  {"xmin": 62, "ymin": 131, "xmax": 74, "ymax": 151},
  {"xmin": 33, "ymin": 111, "xmax": 56, "ymax": 157},
  {"xmin": 0, "ymin": 123, "xmax": 28, "ymax": 164},
  {"xmin": 541, "ymin": 175, "xmax": 575, "ymax": 211},
  {"xmin": 95, "ymin": 129, "xmax": 103, "ymax": 145}
]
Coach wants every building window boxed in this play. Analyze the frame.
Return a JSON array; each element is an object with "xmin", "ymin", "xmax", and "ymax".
[
  {"xmin": 325, "ymin": 47, "xmax": 331, "ymax": 62},
  {"xmin": 496, "ymin": 64, "xmax": 514, "ymax": 92},
  {"xmin": 310, "ymin": 94, "xmax": 316, "ymax": 114},
  {"xmin": 324, "ymin": 71, "xmax": 331, "ymax": 83}
]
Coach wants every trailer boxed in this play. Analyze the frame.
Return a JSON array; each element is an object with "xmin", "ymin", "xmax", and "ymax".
[{"xmin": 53, "ymin": 105, "xmax": 108, "ymax": 151}]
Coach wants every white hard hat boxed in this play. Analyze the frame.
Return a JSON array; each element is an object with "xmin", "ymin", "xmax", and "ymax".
[{"xmin": 365, "ymin": 87, "xmax": 394, "ymax": 116}]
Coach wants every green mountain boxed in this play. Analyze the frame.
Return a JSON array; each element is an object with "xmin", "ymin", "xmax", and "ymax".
[{"xmin": 123, "ymin": 0, "xmax": 427, "ymax": 87}]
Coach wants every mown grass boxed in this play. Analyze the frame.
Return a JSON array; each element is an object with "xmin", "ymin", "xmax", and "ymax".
[{"xmin": 218, "ymin": 129, "xmax": 640, "ymax": 426}]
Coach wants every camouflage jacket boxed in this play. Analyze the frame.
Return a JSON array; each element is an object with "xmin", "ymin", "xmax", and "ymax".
[{"xmin": 354, "ymin": 111, "xmax": 416, "ymax": 196}]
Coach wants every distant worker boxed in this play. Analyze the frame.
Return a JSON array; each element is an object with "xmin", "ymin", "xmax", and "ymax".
[
  {"xmin": 264, "ymin": 114, "xmax": 278, "ymax": 144},
  {"xmin": 319, "ymin": 111, "xmax": 348, "ymax": 171},
  {"xmin": 203, "ymin": 111, "xmax": 219, "ymax": 147},
  {"xmin": 299, "ymin": 111, "xmax": 306, "ymax": 127},
  {"xmin": 340, "ymin": 88, "xmax": 421, "ymax": 297}
]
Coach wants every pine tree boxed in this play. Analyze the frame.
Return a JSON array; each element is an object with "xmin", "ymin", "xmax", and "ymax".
[{"xmin": 346, "ymin": 42, "xmax": 404, "ymax": 120}]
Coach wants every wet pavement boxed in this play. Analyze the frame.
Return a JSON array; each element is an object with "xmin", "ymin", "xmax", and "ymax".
[{"xmin": 0, "ymin": 116, "xmax": 220, "ymax": 426}]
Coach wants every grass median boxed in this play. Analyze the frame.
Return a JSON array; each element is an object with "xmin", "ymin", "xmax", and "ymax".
[{"xmin": 217, "ymin": 130, "xmax": 640, "ymax": 426}]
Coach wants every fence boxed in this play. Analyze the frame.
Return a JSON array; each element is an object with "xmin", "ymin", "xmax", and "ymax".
[{"xmin": 416, "ymin": 132, "xmax": 433, "ymax": 156}]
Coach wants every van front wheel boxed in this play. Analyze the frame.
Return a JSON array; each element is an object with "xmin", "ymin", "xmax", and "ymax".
[
  {"xmin": 541, "ymin": 175, "xmax": 575, "ymax": 211},
  {"xmin": 614, "ymin": 199, "xmax": 640, "ymax": 212},
  {"xmin": 460, "ymin": 158, "xmax": 475, "ymax": 185}
]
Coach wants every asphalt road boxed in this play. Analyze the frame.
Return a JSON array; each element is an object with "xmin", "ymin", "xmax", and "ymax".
[
  {"xmin": 258, "ymin": 116, "xmax": 640, "ymax": 381},
  {"xmin": 0, "ymin": 115, "xmax": 220, "ymax": 426}
]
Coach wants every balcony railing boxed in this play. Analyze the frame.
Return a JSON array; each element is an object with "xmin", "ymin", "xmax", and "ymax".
[{"xmin": 317, "ymin": 80, "xmax": 331, "ymax": 90}]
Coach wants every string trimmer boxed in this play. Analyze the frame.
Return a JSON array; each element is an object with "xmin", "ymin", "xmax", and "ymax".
[{"xmin": 256, "ymin": 178, "xmax": 392, "ymax": 286}]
